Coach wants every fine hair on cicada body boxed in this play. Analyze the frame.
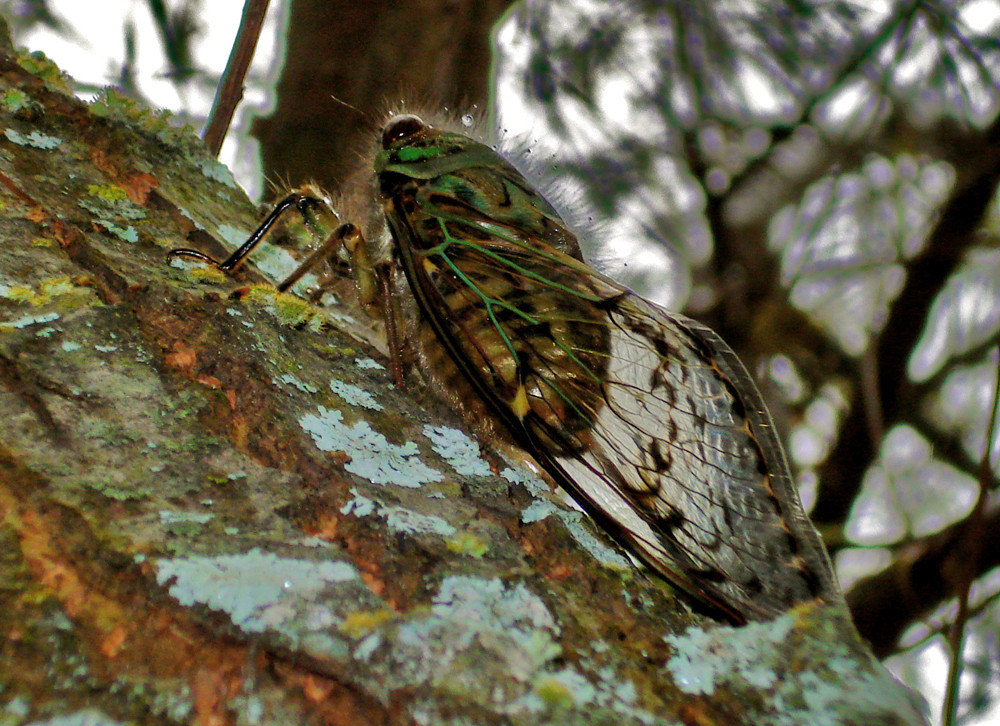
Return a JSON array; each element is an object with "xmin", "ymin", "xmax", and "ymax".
[{"xmin": 168, "ymin": 113, "xmax": 843, "ymax": 625}]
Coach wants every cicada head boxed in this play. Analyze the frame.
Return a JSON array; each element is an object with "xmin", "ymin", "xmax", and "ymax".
[{"xmin": 374, "ymin": 114, "xmax": 582, "ymax": 259}]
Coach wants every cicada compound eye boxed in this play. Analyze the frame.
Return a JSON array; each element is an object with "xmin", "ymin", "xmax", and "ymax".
[{"xmin": 382, "ymin": 114, "xmax": 426, "ymax": 149}]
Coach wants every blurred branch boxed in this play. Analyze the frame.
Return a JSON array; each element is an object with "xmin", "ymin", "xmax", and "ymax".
[
  {"xmin": 917, "ymin": 338, "xmax": 1000, "ymax": 393},
  {"xmin": 847, "ymin": 503, "xmax": 1000, "ymax": 659},
  {"xmin": 203, "ymin": 0, "xmax": 270, "ymax": 157},
  {"xmin": 813, "ymin": 115, "xmax": 1000, "ymax": 528},
  {"xmin": 941, "ymin": 350, "xmax": 999, "ymax": 726},
  {"xmin": 716, "ymin": 4, "xmax": 920, "ymax": 237},
  {"xmin": 145, "ymin": 0, "xmax": 199, "ymax": 85},
  {"xmin": 893, "ymin": 588, "xmax": 1000, "ymax": 658}
]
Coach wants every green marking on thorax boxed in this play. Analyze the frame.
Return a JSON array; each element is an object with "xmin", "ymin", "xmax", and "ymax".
[
  {"xmin": 376, "ymin": 133, "xmax": 501, "ymax": 179},
  {"xmin": 396, "ymin": 145, "xmax": 443, "ymax": 163}
]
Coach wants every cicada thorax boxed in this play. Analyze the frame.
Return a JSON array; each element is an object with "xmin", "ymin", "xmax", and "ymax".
[
  {"xmin": 374, "ymin": 115, "xmax": 841, "ymax": 624},
  {"xmin": 378, "ymin": 123, "xmax": 618, "ymax": 457}
]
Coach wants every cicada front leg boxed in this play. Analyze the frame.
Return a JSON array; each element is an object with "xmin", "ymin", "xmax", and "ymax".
[
  {"xmin": 167, "ymin": 191, "xmax": 406, "ymax": 386},
  {"xmin": 168, "ymin": 190, "xmax": 341, "ymax": 288}
]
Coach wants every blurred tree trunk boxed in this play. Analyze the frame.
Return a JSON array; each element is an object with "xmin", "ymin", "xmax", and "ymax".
[{"xmin": 253, "ymin": 0, "xmax": 514, "ymax": 192}]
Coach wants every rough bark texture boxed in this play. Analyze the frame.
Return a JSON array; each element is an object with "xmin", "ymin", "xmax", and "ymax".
[{"xmin": 0, "ymin": 26, "xmax": 928, "ymax": 726}]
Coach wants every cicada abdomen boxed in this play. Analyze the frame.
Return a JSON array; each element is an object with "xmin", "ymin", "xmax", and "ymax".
[{"xmin": 375, "ymin": 115, "xmax": 842, "ymax": 623}]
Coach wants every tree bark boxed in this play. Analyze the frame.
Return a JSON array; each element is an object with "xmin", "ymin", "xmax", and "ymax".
[{"xmin": 0, "ymin": 22, "xmax": 926, "ymax": 726}]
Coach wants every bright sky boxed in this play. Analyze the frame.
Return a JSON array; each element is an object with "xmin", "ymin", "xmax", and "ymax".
[{"xmin": 8, "ymin": 0, "xmax": 283, "ymax": 197}]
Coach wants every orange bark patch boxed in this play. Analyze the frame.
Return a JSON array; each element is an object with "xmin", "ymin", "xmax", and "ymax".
[
  {"xmin": 303, "ymin": 673, "xmax": 337, "ymax": 702},
  {"xmin": 547, "ymin": 564, "xmax": 573, "ymax": 581},
  {"xmin": 125, "ymin": 172, "xmax": 158, "ymax": 205},
  {"xmin": 305, "ymin": 509, "xmax": 341, "ymax": 540},
  {"xmin": 197, "ymin": 375, "xmax": 223, "ymax": 389},
  {"xmin": 166, "ymin": 341, "xmax": 198, "ymax": 370},
  {"xmin": 231, "ymin": 416, "xmax": 249, "ymax": 449},
  {"xmin": 100, "ymin": 623, "xmax": 130, "ymax": 658},
  {"xmin": 192, "ymin": 665, "xmax": 243, "ymax": 726},
  {"xmin": 677, "ymin": 700, "xmax": 719, "ymax": 726}
]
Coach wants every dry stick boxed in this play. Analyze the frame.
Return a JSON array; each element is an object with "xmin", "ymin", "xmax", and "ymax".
[
  {"xmin": 203, "ymin": 0, "xmax": 271, "ymax": 157},
  {"xmin": 942, "ymin": 346, "xmax": 1000, "ymax": 726}
]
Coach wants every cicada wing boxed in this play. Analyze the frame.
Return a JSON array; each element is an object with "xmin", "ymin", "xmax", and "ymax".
[
  {"xmin": 377, "ymin": 116, "xmax": 839, "ymax": 623},
  {"xmin": 517, "ymin": 290, "xmax": 839, "ymax": 621}
]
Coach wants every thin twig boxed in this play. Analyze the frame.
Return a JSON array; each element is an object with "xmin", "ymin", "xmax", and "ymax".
[
  {"xmin": 894, "ymin": 588, "xmax": 1000, "ymax": 657},
  {"xmin": 203, "ymin": 0, "xmax": 271, "ymax": 157},
  {"xmin": 942, "ymin": 346, "xmax": 1000, "ymax": 726}
]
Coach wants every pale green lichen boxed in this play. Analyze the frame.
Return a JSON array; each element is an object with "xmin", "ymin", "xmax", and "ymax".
[
  {"xmin": 78, "ymin": 185, "xmax": 146, "ymax": 244},
  {"xmin": 374, "ymin": 575, "xmax": 561, "ymax": 699},
  {"xmin": 216, "ymin": 224, "xmax": 247, "ymax": 246},
  {"xmin": 353, "ymin": 633, "xmax": 382, "ymax": 662},
  {"xmin": 422, "ymin": 425, "xmax": 491, "ymax": 477},
  {"xmin": 4, "ymin": 128, "xmax": 61, "ymax": 149},
  {"xmin": 2, "ymin": 88, "xmax": 41, "ymax": 116},
  {"xmin": 243, "ymin": 285, "xmax": 323, "ymax": 330},
  {"xmin": 521, "ymin": 500, "xmax": 558, "ymax": 524},
  {"xmin": 80, "ymin": 477, "xmax": 145, "ymax": 502},
  {"xmin": 3, "ymin": 695, "xmax": 30, "ymax": 720},
  {"xmin": 330, "ymin": 379, "xmax": 383, "ymax": 411},
  {"xmin": 554, "ymin": 509, "xmax": 632, "ymax": 570},
  {"xmin": 0, "ymin": 276, "xmax": 100, "ymax": 318},
  {"xmin": 194, "ymin": 157, "xmax": 238, "ymax": 188},
  {"xmin": 16, "ymin": 50, "xmax": 73, "ymax": 93},
  {"xmin": 186, "ymin": 266, "xmax": 228, "ymax": 285},
  {"xmin": 274, "ymin": 373, "xmax": 318, "ymax": 394},
  {"xmin": 355, "ymin": 357, "xmax": 385, "ymax": 370},
  {"xmin": 89, "ymin": 88, "xmax": 198, "ymax": 147},
  {"xmin": 501, "ymin": 466, "xmax": 548, "ymax": 497},
  {"xmin": 299, "ymin": 406, "xmax": 442, "ymax": 487},
  {"xmin": 24, "ymin": 709, "xmax": 130, "ymax": 726},
  {"xmin": 155, "ymin": 548, "xmax": 361, "ymax": 648},
  {"xmin": 82, "ymin": 185, "xmax": 146, "ymax": 219},
  {"xmin": 534, "ymin": 674, "xmax": 577, "ymax": 709},
  {"xmin": 95, "ymin": 220, "xmax": 138, "ymax": 243},
  {"xmin": 665, "ymin": 615, "xmax": 795, "ymax": 695},
  {"xmin": 521, "ymin": 495, "xmax": 631, "ymax": 570},
  {"xmin": 341, "ymin": 489, "xmax": 456, "ymax": 537},
  {"xmin": 0, "ymin": 283, "xmax": 36, "ymax": 303},
  {"xmin": 1, "ymin": 311, "xmax": 60, "ymax": 331},
  {"xmin": 14, "ymin": 276, "xmax": 91, "ymax": 305},
  {"xmin": 338, "ymin": 608, "xmax": 395, "ymax": 639},
  {"xmin": 509, "ymin": 665, "xmax": 663, "ymax": 725},
  {"xmin": 664, "ymin": 609, "xmax": 929, "ymax": 726},
  {"xmin": 158, "ymin": 511, "xmax": 213, "ymax": 526}
]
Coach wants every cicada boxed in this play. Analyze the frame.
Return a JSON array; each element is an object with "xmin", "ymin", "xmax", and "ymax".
[{"xmin": 170, "ymin": 114, "xmax": 842, "ymax": 624}]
